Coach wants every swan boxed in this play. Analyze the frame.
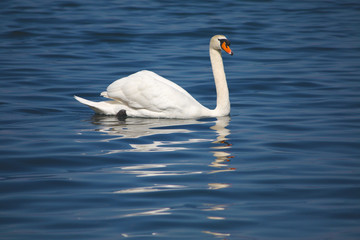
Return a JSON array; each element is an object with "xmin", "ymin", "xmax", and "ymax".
[{"xmin": 74, "ymin": 35, "xmax": 233, "ymax": 119}]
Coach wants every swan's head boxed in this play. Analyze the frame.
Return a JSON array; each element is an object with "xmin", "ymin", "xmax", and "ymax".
[{"xmin": 210, "ymin": 35, "xmax": 233, "ymax": 56}]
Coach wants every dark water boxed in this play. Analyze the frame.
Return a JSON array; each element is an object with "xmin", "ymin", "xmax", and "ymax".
[{"xmin": 1, "ymin": 0, "xmax": 360, "ymax": 239}]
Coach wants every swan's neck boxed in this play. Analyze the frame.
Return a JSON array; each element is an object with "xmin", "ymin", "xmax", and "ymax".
[{"xmin": 210, "ymin": 48, "xmax": 230, "ymax": 116}]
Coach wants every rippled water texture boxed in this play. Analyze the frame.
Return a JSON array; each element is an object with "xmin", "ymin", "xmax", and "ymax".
[{"xmin": 1, "ymin": 0, "xmax": 360, "ymax": 239}]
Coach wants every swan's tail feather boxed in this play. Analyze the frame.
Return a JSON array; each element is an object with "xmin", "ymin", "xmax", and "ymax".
[
  {"xmin": 74, "ymin": 95, "xmax": 119, "ymax": 115},
  {"xmin": 100, "ymin": 91, "xmax": 110, "ymax": 98}
]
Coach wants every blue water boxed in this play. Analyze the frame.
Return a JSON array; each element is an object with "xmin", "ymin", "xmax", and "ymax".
[{"xmin": 1, "ymin": 0, "xmax": 360, "ymax": 239}]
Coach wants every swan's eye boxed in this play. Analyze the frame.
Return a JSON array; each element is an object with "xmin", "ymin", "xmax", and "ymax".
[{"xmin": 219, "ymin": 39, "xmax": 230, "ymax": 47}]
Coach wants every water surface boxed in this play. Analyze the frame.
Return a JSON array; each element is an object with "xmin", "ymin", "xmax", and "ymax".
[{"xmin": 1, "ymin": 0, "xmax": 360, "ymax": 239}]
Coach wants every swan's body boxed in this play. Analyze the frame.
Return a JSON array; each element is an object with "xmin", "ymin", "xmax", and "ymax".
[{"xmin": 75, "ymin": 35, "xmax": 233, "ymax": 119}]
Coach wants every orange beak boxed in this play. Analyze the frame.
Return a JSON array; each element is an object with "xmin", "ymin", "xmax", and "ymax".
[{"xmin": 221, "ymin": 42, "xmax": 233, "ymax": 55}]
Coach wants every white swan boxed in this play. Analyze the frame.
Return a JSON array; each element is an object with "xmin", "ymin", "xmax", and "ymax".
[{"xmin": 74, "ymin": 35, "xmax": 233, "ymax": 119}]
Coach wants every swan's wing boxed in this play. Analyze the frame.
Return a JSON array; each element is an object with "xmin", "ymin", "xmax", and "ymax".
[
  {"xmin": 105, "ymin": 70, "xmax": 205, "ymax": 113},
  {"xmin": 74, "ymin": 95, "xmax": 122, "ymax": 115}
]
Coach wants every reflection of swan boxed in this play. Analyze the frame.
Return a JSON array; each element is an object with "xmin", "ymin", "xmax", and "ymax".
[
  {"xmin": 208, "ymin": 116, "xmax": 235, "ymax": 173},
  {"xmin": 83, "ymin": 115, "xmax": 213, "ymax": 153},
  {"xmin": 74, "ymin": 35, "xmax": 233, "ymax": 118},
  {"xmin": 89, "ymin": 115, "xmax": 207, "ymax": 140},
  {"xmin": 210, "ymin": 116, "xmax": 231, "ymax": 145},
  {"xmin": 91, "ymin": 116, "xmax": 234, "ymax": 238}
]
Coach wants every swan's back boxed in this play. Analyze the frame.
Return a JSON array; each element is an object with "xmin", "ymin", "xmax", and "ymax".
[
  {"xmin": 107, "ymin": 70, "xmax": 192, "ymax": 99},
  {"xmin": 103, "ymin": 70, "xmax": 209, "ymax": 118}
]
